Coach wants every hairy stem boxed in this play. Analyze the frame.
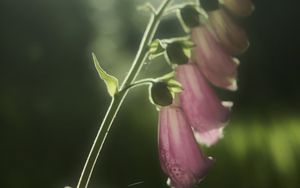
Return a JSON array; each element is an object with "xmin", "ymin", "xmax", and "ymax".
[{"xmin": 76, "ymin": 1, "xmax": 171, "ymax": 188}]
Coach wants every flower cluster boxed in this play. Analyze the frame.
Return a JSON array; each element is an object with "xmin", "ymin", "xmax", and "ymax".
[{"xmin": 157, "ymin": 0, "xmax": 254, "ymax": 187}]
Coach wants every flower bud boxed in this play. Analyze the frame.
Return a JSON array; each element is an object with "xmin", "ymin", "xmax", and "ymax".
[
  {"xmin": 200, "ymin": 0, "xmax": 219, "ymax": 12},
  {"xmin": 166, "ymin": 42, "xmax": 189, "ymax": 65},
  {"xmin": 178, "ymin": 5, "xmax": 202, "ymax": 28},
  {"xmin": 150, "ymin": 82, "xmax": 173, "ymax": 106}
]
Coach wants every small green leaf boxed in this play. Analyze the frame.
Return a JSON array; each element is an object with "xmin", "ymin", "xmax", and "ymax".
[
  {"xmin": 182, "ymin": 40, "xmax": 195, "ymax": 48},
  {"xmin": 182, "ymin": 40, "xmax": 195, "ymax": 58},
  {"xmin": 183, "ymin": 47, "xmax": 192, "ymax": 58},
  {"xmin": 92, "ymin": 53, "xmax": 119, "ymax": 97},
  {"xmin": 148, "ymin": 39, "xmax": 166, "ymax": 60},
  {"xmin": 167, "ymin": 79, "xmax": 183, "ymax": 93}
]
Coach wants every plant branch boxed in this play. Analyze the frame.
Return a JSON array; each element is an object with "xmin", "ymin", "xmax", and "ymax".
[{"xmin": 75, "ymin": 1, "xmax": 172, "ymax": 188}]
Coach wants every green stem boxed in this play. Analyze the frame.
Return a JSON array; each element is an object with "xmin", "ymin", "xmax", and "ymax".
[
  {"xmin": 121, "ymin": 78, "xmax": 156, "ymax": 91},
  {"xmin": 76, "ymin": 1, "xmax": 171, "ymax": 188}
]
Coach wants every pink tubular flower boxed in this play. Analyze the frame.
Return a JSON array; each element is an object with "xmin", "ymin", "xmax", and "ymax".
[
  {"xmin": 220, "ymin": 0, "xmax": 254, "ymax": 17},
  {"xmin": 159, "ymin": 106, "xmax": 213, "ymax": 188},
  {"xmin": 176, "ymin": 63, "xmax": 233, "ymax": 147},
  {"xmin": 191, "ymin": 26, "xmax": 238, "ymax": 91},
  {"xmin": 208, "ymin": 8, "xmax": 249, "ymax": 55}
]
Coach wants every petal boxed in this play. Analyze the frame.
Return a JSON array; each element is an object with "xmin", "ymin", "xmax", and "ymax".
[
  {"xmin": 191, "ymin": 26, "xmax": 238, "ymax": 91},
  {"xmin": 208, "ymin": 9, "xmax": 249, "ymax": 54},
  {"xmin": 176, "ymin": 64, "xmax": 232, "ymax": 146},
  {"xmin": 159, "ymin": 107, "xmax": 213, "ymax": 188},
  {"xmin": 221, "ymin": 0, "xmax": 254, "ymax": 17}
]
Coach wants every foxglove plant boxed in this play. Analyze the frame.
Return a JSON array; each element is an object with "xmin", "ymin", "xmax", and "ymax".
[{"xmin": 69, "ymin": 0, "xmax": 253, "ymax": 188}]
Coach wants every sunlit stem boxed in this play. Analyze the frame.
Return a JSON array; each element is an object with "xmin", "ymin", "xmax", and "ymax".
[
  {"xmin": 121, "ymin": 78, "xmax": 156, "ymax": 91},
  {"xmin": 76, "ymin": 0, "xmax": 172, "ymax": 188}
]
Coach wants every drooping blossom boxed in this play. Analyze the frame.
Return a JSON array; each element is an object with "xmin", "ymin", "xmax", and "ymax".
[
  {"xmin": 191, "ymin": 26, "xmax": 238, "ymax": 91},
  {"xmin": 189, "ymin": 0, "xmax": 252, "ymax": 90},
  {"xmin": 220, "ymin": 0, "xmax": 254, "ymax": 17},
  {"xmin": 176, "ymin": 63, "xmax": 232, "ymax": 146},
  {"xmin": 159, "ymin": 106, "xmax": 213, "ymax": 188},
  {"xmin": 207, "ymin": 8, "xmax": 249, "ymax": 55}
]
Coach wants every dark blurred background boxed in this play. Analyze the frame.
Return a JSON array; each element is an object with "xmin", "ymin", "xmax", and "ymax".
[{"xmin": 0, "ymin": 0, "xmax": 299, "ymax": 187}]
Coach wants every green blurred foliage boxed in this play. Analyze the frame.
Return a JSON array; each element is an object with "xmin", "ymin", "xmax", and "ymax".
[{"xmin": 0, "ymin": 0, "xmax": 299, "ymax": 188}]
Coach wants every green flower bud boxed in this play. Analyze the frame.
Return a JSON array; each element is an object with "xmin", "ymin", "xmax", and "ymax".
[
  {"xmin": 179, "ymin": 5, "xmax": 202, "ymax": 28},
  {"xmin": 166, "ymin": 42, "xmax": 189, "ymax": 65},
  {"xmin": 200, "ymin": 0, "xmax": 220, "ymax": 12},
  {"xmin": 150, "ymin": 82, "xmax": 173, "ymax": 106}
]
